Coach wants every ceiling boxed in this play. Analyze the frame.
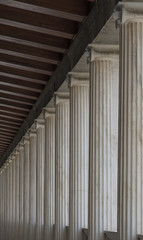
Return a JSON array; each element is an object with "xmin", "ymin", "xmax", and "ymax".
[
  {"xmin": 0, "ymin": 0, "xmax": 94, "ymax": 160},
  {"xmin": 0, "ymin": 0, "xmax": 119, "ymax": 165}
]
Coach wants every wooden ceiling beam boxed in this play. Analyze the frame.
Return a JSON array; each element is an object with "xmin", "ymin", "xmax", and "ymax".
[
  {"xmin": 0, "ymin": 49, "xmax": 59, "ymax": 65},
  {"xmin": 0, "ymin": 99, "xmax": 31, "ymax": 111},
  {"xmin": 0, "ymin": 81, "xmax": 42, "ymax": 93},
  {"xmin": 0, "ymin": 108, "xmax": 27, "ymax": 117},
  {"xmin": 0, "ymin": 113, "xmax": 24, "ymax": 121},
  {"xmin": 0, "ymin": 35, "xmax": 66, "ymax": 53},
  {"xmin": 0, "ymin": 116, "xmax": 22, "ymax": 125},
  {"xmin": 0, "ymin": 127, "xmax": 17, "ymax": 134},
  {"xmin": 0, "ymin": 103, "xmax": 29, "ymax": 113},
  {"xmin": 0, "ymin": 72, "xmax": 47, "ymax": 85},
  {"xmin": 0, "ymin": 61, "xmax": 53, "ymax": 76},
  {"xmin": 0, "ymin": 134, "xmax": 13, "ymax": 140},
  {"xmin": 0, "ymin": 0, "xmax": 85, "ymax": 22},
  {"xmin": 0, "ymin": 89, "xmax": 37, "ymax": 100},
  {"xmin": 0, "ymin": 131, "xmax": 14, "ymax": 137},
  {"xmin": 0, "ymin": 18, "xmax": 73, "ymax": 39},
  {"xmin": 0, "ymin": 94, "xmax": 34, "ymax": 106},
  {"xmin": 0, "ymin": 123, "xmax": 19, "ymax": 130}
]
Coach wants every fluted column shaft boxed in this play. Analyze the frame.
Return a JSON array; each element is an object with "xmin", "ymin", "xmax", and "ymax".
[
  {"xmin": 15, "ymin": 150, "xmax": 20, "ymax": 240},
  {"xmin": 9, "ymin": 160, "xmax": 13, "ymax": 240},
  {"xmin": 88, "ymin": 45, "xmax": 119, "ymax": 240},
  {"xmin": 69, "ymin": 73, "xmax": 89, "ymax": 240},
  {"xmin": 118, "ymin": 3, "xmax": 143, "ymax": 239},
  {"xmin": 12, "ymin": 155, "xmax": 16, "ymax": 240},
  {"xmin": 36, "ymin": 117, "xmax": 45, "ymax": 240},
  {"xmin": 23, "ymin": 135, "xmax": 30, "ymax": 240},
  {"xmin": 44, "ymin": 108, "xmax": 55, "ymax": 240},
  {"xmin": 19, "ymin": 144, "xmax": 24, "ymax": 240},
  {"xmin": 55, "ymin": 92, "xmax": 70, "ymax": 240},
  {"xmin": 29, "ymin": 127, "xmax": 37, "ymax": 240}
]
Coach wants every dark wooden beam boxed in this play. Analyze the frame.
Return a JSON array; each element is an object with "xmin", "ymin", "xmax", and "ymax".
[
  {"xmin": 0, "ymin": 94, "xmax": 34, "ymax": 106},
  {"xmin": 0, "ymin": 0, "xmax": 119, "ymax": 167},
  {"xmin": 0, "ymin": 61, "xmax": 53, "ymax": 75},
  {"xmin": 0, "ymin": 89, "xmax": 37, "ymax": 101},
  {"xmin": 0, "ymin": 123, "xmax": 19, "ymax": 130},
  {"xmin": 0, "ymin": 18, "xmax": 73, "ymax": 39},
  {"xmin": 0, "ymin": 131, "xmax": 14, "ymax": 137},
  {"xmin": 0, "ymin": 108, "xmax": 27, "ymax": 117},
  {"xmin": 0, "ymin": 81, "xmax": 41, "ymax": 93},
  {"xmin": 0, "ymin": 113, "xmax": 24, "ymax": 121},
  {"xmin": 0, "ymin": 72, "xmax": 47, "ymax": 85},
  {"xmin": 0, "ymin": 98, "xmax": 31, "ymax": 111},
  {"xmin": 0, "ymin": 49, "xmax": 59, "ymax": 65},
  {"xmin": 0, "ymin": 127, "xmax": 17, "ymax": 134},
  {"xmin": 0, "ymin": 0, "xmax": 85, "ymax": 22},
  {"xmin": 0, "ymin": 104, "xmax": 29, "ymax": 113},
  {"xmin": 0, "ymin": 35, "xmax": 66, "ymax": 53}
]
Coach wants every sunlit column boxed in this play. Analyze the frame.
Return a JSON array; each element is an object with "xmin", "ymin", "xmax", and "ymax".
[
  {"xmin": 55, "ymin": 92, "xmax": 70, "ymax": 240},
  {"xmin": 88, "ymin": 44, "xmax": 119, "ymax": 240},
  {"xmin": 29, "ymin": 125, "xmax": 37, "ymax": 240},
  {"xmin": 19, "ymin": 143, "xmax": 24, "ymax": 240},
  {"xmin": 35, "ymin": 115, "xmax": 45, "ymax": 240},
  {"xmin": 69, "ymin": 72, "xmax": 89, "ymax": 240},
  {"xmin": 117, "ymin": 2, "xmax": 143, "ymax": 239},
  {"xmin": 44, "ymin": 107, "xmax": 55, "ymax": 240}
]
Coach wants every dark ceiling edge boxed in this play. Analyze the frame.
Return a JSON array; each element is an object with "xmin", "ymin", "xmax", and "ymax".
[{"xmin": 0, "ymin": 0, "xmax": 120, "ymax": 166}]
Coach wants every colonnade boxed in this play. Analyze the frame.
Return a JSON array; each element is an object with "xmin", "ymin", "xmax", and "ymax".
[{"xmin": 0, "ymin": 2, "xmax": 143, "ymax": 240}]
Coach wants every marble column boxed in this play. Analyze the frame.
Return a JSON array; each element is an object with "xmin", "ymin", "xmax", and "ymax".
[
  {"xmin": 15, "ymin": 149, "xmax": 20, "ymax": 240},
  {"xmin": 35, "ymin": 116, "xmax": 45, "ymax": 240},
  {"xmin": 23, "ymin": 134, "xmax": 30, "ymax": 240},
  {"xmin": 9, "ymin": 158, "xmax": 13, "ymax": 240},
  {"xmin": 68, "ymin": 72, "xmax": 89, "ymax": 240},
  {"xmin": 55, "ymin": 92, "xmax": 70, "ymax": 240},
  {"xmin": 29, "ymin": 126, "xmax": 37, "ymax": 240},
  {"xmin": 117, "ymin": 2, "xmax": 143, "ymax": 239},
  {"xmin": 88, "ymin": 44, "xmax": 119, "ymax": 240},
  {"xmin": 19, "ymin": 143, "xmax": 24, "ymax": 240},
  {"xmin": 44, "ymin": 108, "xmax": 55, "ymax": 240},
  {"xmin": 12, "ymin": 154, "xmax": 16, "ymax": 240}
]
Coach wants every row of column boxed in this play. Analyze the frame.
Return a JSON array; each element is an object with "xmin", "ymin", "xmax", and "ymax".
[{"xmin": 0, "ymin": 2, "xmax": 143, "ymax": 240}]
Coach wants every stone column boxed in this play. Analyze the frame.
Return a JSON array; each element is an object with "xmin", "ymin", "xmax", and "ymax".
[
  {"xmin": 55, "ymin": 92, "xmax": 70, "ymax": 240},
  {"xmin": 35, "ymin": 116, "xmax": 45, "ymax": 240},
  {"xmin": 117, "ymin": 2, "xmax": 143, "ymax": 239},
  {"xmin": 15, "ymin": 149, "xmax": 20, "ymax": 240},
  {"xmin": 88, "ymin": 44, "xmax": 119, "ymax": 240},
  {"xmin": 44, "ymin": 108, "xmax": 55, "ymax": 240},
  {"xmin": 23, "ymin": 134, "xmax": 30, "ymax": 240},
  {"xmin": 12, "ymin": 154, "xmax": 16, "ymax": 240},
  {"xmin": 29, "ymin": 125, "xmax": 37, "ymax": 240},
  {"xmin": 19, "ymin": 143, "xmax": 24, "ymax": 240},
  {"xmin": 68, "ymin": 72, "xmax": 89, "ymax": 240},
  {"xmin": 8, "ymin": 158, "xmax": 13, "ymax": 240}
]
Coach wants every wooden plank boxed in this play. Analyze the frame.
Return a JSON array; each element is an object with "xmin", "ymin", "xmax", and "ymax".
[
  {"xmin": 0, "ymin": 35, "xmax": 66, "ymax": 53},
  {"xmin": 0, "ymin": 104, "xmax": 29, "ymax": 113},
  {"xmin": 0, "ymin": 127, "xmax": 17, "ymax": 134},
  {"xmin": 0, "ymin": 0, "xmax": 85, "ymax": 22},
  {"xmin": 0, "ymin": 89, "xmax": 38, "ymax": 100},
  {"xmin": 0, "ymin": 94, "xmax": 34, "ymax": 106},
  {"xmin": 0, "ymin": 18, "xmax": 73, "ymax": 39},
  {"xmin": 0, "ymin": 112, "xmax": 24, "ymax": 121},
  {"xmin": 0, "ymin": 61, "xmax": 53, "ymax": 75},
  {"xmin": 0, "ymin": 131, "xmax": 14, "ymax": 137},
  {"xmin": 0, "ymin": 123, "xmax": 19, "ymax": 130},
  {"xmin": 0, "ymin": 99, "xmax": 31, "ymax": 111},
  {"xmin": 0, "ymin": 49, "xmax": 59, "ymax": 65},
  {"xmin": 0, "ymin": 81, "xmax": 41, "ymax": 93},
  {"xmin": 0, "ymin": 108, "xmax": 27, "ymax": 117},
  {"xmin": 0, "ymin": 72, "xmax": 47, "ymax": 85}
]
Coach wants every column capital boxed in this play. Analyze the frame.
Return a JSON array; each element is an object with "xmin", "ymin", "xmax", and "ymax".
[
  {"xmin": 54, "ymin": 92, "xmax": 69, "ymax": 105},
  {"xmin": 23, "ymin": 133, "xmax": 30, "ymax": 145},
  {"xmin": 68, "ymin": 72, "xmax": 89, "ymax": 87},
  {"xmin": 29, "ymin": 124, "xmax": 37, "ymax": 138},
  {"xmin": 88, "ymin": 44, "xmax": 119, "ymax": 62},
  {"xmin": 114, "ymin": 2, "xmax": 143, "ymax": 26},
  {"xmin": 44, "ymin": 107, "xmax": 55, "ymax": 119}
]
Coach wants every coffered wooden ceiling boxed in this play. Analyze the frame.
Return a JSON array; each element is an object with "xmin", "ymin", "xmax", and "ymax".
[{"xmin": 0, "ymin": 0, "xmax": 119, "ymax": 165}]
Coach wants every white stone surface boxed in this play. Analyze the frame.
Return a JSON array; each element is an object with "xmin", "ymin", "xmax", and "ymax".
[
  {"xmin": 19, "ymin": 143, "xmax": 24, "ymax": 240},
  {"xmin": 118, "ymin": 2, "xmax": 143, "ymax": 239},
  {"xmin": 88, "ymin": 44, "xmax": 119, "ymax": 240},
  {"xmin": 69, "ymin": 72, "xmax": 89, "ymax": 240},
  {"xmin": 35, "ymin": 116, "xmax": 45, "ymax": 240},
  {"xmin": 55, "ymin": 92, "xmax": 70, "ymax": 240},
  {"xmin": 44, "ymin": 108, "xmax": 55, "ymax": 240},
  {"xmin": 29, "ymin": 126, "xmax": 37, "ymax": 240}
]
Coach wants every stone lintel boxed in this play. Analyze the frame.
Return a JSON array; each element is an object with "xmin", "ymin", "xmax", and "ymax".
[{"xmin": 104, "ymin": 231, "xmax": 119, "ymax": 240}]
